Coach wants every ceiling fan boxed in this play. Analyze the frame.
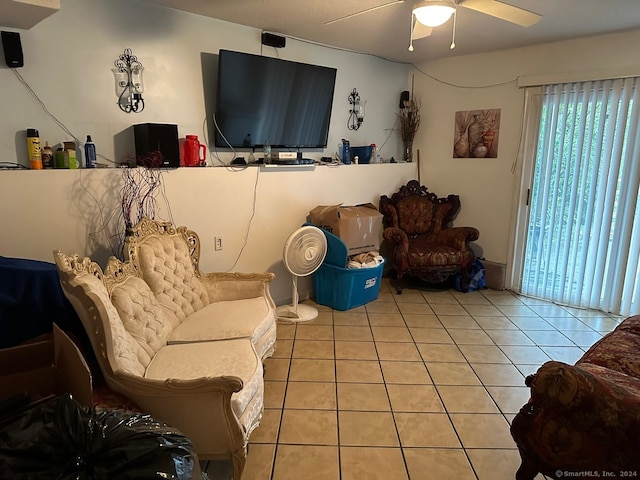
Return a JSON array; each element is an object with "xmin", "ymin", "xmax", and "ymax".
[{"xmin": 325, "ymin": 0, "xmax": 541, "ymax": 51}]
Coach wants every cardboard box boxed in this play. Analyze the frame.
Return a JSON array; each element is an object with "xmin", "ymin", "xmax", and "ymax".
[
  {"xmin": 0, "ymin": 324, "xmax": 92, "ymax": 408},
  {"xmin": 309, "ymin": 203, "xmax": 384, "ymax": 256},
  {"xmin": 483, "ymin": 260, "xmax": 506, "ymax": 290}
]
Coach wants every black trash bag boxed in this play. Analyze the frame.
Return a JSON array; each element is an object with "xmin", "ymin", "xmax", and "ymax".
[{"xmin": 0, "ymin": 394, "xmax": 198, "ymax": 480}]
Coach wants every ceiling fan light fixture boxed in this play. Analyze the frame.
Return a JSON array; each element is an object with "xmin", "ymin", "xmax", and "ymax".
[{"xmin": 412, "ymin": 0, "xmax": 456, "ymax": 27}]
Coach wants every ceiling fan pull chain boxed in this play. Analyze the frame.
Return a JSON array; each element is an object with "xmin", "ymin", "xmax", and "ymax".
[
  {"xmin": 450, "ymin": 8, "xmax": 457, "ymax": 49},
  {"xmin": 408, "ymin": 13, "xmax": 415, "ymax": 51}
]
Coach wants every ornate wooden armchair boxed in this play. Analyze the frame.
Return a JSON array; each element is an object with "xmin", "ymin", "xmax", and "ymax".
[{"xmin": 380, "ymin": 180, "xmax": 479, "ymax": 293}]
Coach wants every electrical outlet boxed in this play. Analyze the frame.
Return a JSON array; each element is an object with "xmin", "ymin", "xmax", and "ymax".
[{"xmin": 214, "ymin": 237, "xmax": 223, "ymax": 251}]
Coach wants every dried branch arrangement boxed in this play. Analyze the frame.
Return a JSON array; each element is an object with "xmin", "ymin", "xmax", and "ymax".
[{"xmin": 397, "ymin": 97, "xmax": 421, "ymax": 144}]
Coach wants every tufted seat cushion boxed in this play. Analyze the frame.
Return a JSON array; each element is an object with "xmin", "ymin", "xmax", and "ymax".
[{"xmin": 169, "ymin": 296, "xmax": 276, "ymax": 360}]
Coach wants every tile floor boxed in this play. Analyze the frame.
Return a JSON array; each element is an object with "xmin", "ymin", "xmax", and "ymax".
[{"xmin": 204, "ymin": 278, "xmax": 622, "ymax": 480}]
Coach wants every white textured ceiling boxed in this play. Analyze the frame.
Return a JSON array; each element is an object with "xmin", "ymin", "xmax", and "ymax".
[{"xmin": 140, "ymin": 0, "xmax": 640, "ymax": 64}]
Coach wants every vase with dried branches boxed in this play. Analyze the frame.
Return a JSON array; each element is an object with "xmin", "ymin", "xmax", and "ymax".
[{"xmin": 396, "ymin": 97, "xmax": 421, "ymax": 162}]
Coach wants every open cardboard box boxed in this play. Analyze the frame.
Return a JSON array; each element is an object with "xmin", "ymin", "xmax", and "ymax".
[
  {"xmin": 0, "ymin": 324, "xmax": 92, "ymax": 409},
  {"xmin": 309, "ymin": 203, "xmax": 384, "ymax": 256}
]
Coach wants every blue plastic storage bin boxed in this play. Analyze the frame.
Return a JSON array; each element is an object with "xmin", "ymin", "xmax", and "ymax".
[{"xmin": 312, "ymin": 226, "xmax": 384, "ymax": 310}]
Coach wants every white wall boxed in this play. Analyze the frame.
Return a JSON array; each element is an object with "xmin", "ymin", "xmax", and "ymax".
[
  {"xmin": 411, "ymin": 29, "xmax": 640, "ymax": 267},
  {"xmin": 0, "ymin": 0, "xmax": 416, "ymax": 304}
]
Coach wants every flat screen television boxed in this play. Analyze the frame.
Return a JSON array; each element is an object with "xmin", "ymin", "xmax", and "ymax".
[{"xmin": 214, "ymin": 50, "xmax": 337, "ymax": 149}]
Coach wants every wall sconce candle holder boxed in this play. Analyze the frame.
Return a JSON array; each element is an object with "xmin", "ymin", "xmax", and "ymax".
[
  {"xmin": 112, "ymin": 48, "xmax": 144, "ymax": 113},
  {"xmin": 348, "ymin": 88, "xmax": 365, "ymax": 131}
]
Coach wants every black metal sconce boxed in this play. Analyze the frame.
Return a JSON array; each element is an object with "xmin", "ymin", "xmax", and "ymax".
[
  {"xmin": 348, "ymin": 88, "xmax": 365, "ymax": 131},
  {"xmin": 112, "ymin": 48, "xmax": 145, "ymax": 113}
]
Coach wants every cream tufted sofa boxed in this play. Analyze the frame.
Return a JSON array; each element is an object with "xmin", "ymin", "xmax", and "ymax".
[{"xmin": 53, "ymin": 217, "xmax": 277, "ymax": 480}]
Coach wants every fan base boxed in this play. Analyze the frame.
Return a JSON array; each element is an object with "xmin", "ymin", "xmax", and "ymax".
[{"xmin": 276, "ymin": 303, "xmax": 319, "ymax": 323}]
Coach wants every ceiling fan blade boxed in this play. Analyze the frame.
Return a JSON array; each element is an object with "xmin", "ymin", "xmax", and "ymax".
[
  {"xmin": 412, "ymin": 20, "xmax": 433, "ymax": 39},
  {"xmin": 460, "ymin": 0, "xmax": 541, "ymax": 27},
  {"xmin": 324, "ymin": 0, "xmax": 404, "ymax": 25}
]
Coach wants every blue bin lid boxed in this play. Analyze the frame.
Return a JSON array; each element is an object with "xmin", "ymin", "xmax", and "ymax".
[{"xmin": 303, "ymin": 223, "xmax": 348, "ymax": 268}]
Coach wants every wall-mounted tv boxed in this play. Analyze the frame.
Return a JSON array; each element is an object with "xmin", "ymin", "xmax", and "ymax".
[{"xmin": 214, "ymin": 50, "xmax": 337, "ymax": 149}]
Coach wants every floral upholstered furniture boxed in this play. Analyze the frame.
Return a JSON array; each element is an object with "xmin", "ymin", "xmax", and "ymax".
[
  {"xmin": 379, "ymin": 180, "xmax": 479, "ymax": 293},
  {"xmin": 510, "ymin": 315, "xmax": 640, "ymax": 480},
  {"xmin": 53, "ymin": 217, "xmax": 278, "ymax": 480}
]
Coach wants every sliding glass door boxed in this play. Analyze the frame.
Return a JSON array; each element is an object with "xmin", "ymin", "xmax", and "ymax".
[{"xmin": 512, "ymin": 77, "xmax": 640, "ymax": 316}]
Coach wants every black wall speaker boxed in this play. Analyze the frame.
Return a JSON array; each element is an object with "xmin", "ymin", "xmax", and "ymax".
[
  {"xmin": 261, "ymin": 32, "xmax": 286, "ymax": 49},
  {"xmin": 399, "ymin": 90, "xmax": 410, "ymax": 108},
  {"xmin": 1, "ymin": 31, "xmax": 24, "ymax": 68},
  {"xmin": 133, "ymin": 123, "xmax": 180, "ymax": 168}
]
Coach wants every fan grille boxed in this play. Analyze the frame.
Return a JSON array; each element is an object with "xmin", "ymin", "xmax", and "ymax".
[{"xmin": 283, "ymin": 226, "xmax": 327, "ymax": 276}]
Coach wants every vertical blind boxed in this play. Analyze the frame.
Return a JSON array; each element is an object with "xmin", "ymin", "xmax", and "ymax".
[{"xmin": 522, "ymin": 77, "xmax": 640, "ymax": 315}]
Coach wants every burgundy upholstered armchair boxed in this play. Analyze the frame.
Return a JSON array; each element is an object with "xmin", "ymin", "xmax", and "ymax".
[{"xmin": 379, "ymin": 180, "xmax": 479, "ymax": 293}]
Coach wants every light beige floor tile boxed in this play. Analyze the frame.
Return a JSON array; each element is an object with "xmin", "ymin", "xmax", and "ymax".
[
  {"xmin": 311, "ymin": 309, "xmax": 335, "ymax": 326},
  {"xmin": 500, "ymin": 345, "xmax": 551, "ymax": 364},
  {"xmin": 431, "ymin": 304, "xmax": 470, "ymax": 316},
  {"xmin": 437, "ymin": 315, "xmax": 481, "ymax": 329},
  {"xmin": 507, "ymin": 316, "xmax": 555, "ymax": 330},
  {"xmin": 239, "ymin": 443, "xmax": 275, "ymax": 480},
  {"xmin": 276, "ymin": 323, "xmax": 296, "ymax": 339},
  {"xmin": 458, "ymin": 344, "xmax": 512, "ymax": 363},
  {"xmin": 404, "ymin": 447, "xmax": 476, "ymax": 480},
  {"xmin": 544, "ymin": 317, "xmax": 593, "ymax": 331},
  {"xmin": 524, "ymin": 330, "xmax": 575, "ymax": 346},
  {"xmin": 514, "ymin": 364, "xmax": 541, "ymax": 378},
  {"xmin": 447, "ymin": 329, "xmax": 495, "ymax": 345},
  {"xmin": 562, "ymin": 330, "xmax": 604, "ymax": 347},
  {"xmin": 295, "ymin": 324, "xmax": 334, "ymax": 341},
  {"xmin": 528, "ymin": 304, "xmax": 573, "ymax": 317},
  {"xmin": 423, "ymin": 291, "xmax": 460, "ymax": 304},
  {"xmin": 272, "ymin": 339, "xmax": 294, "ymax": 358},
  {"xmin": 437, "ymin": 385, "xmax": 499, "ymax": 413},
  {"xmin": 485, "ymin": 329, "xmax": 535, "ymax": 346},
  {"xmin": 455, "ymin": 291, "xmax": 492, "ymax": 305},
  {"xmin": 365, "ymin": 302, "xmax": 401, "ymax": 314},
  {"xmin": 338, "ymin": 411, "xmax": 399, "ymax": 446},
  {"xmin": 285, "ymin": 381, "xmax": 336, "ymax": 409},
  {"xmin": 394, "ymin": 412, "xmax": 461, "ymax": 447},
  {"xmin": 279, "ymin": 409, "xmax": 338, "ymax": 445},
  {"xmin": 426, "ymin": 362, "xmax": 481, "ymax": 385},
  {"xmin": 540, "ymin": 346, "xmax": 585, "ymax": 364},
  {"xmin": 289, "ymin": 358, "xmax": 335, "ymax": 382},
  {"xmin": 368, "ymin": 312, "xmax": 406, "ymax": 326},
  {"xmin": 466, "ymin": 448, "xmax": 523, "ymax": 480},
  {"xmin": 578, "ymin": 316, "xmax": 620, "ymax": 332},
  {"xmin": 398, "ymin": 302, "xmax": 435, "ymax": 315},
  {"xmin": 377, "ymin": 342, "xmax": 422, "ymax": 361},
  {"xmin": 409, "ymin": 327, "xmax": 453, "ymax": 344},
  {"xmin": 264, "ymin": 380, "xmax": 287, "ymax": 408},
  {"xmin": 380, "ymin": 361, "xmax": 433, "ymax": 384},
  {"xmin": 482, "ymin": 291, "xmax": 524, "ymax": 305},
  {"xmin": 463, "ymin": 304, "xmax": 504, "ymax": 316},
  {"xmin": 372, "ymin": 326, "xmax": 413, "ymax": 342},
  {"xmin": 264, "ymin": 357, "xmax": 291, "ymax": 381},
  {"xmin": 392, "ymin": 289, "xmax": 427, "ymax": 303},
  {"xmin": 334, "ymin": 325, "xmax": 373, "ymax": 341},
  {"xmin": 340, "ymin": 447, "xmax": 408, "ymax": 480},
  {"xmin": 471, "ymin": 363, "xmax": 525, "ymax": 386},
  {"xmin": 335, "ymin": 340, "xmax": 378, "ymax": 360},
  {"xmin": 474, "ymin": 316, "xmax": 518, "ymax": 330},
  {"xmin": 450, "ymin": 413, "xmax": 515, "ymax": 448},
  {"xmin": 272, "ymin": 445, "xmax": 339, "ymax": 480},
  {"xmin": 336, "ymin": 359, "xmax": 384, "ymax": 383},
  {"xmin": 496, "ymin": 304, "xmax": 538, "ymax": 317},
  {"xmin": 486, "ymin": 386, "xmax": 530, "ymax": 414},
  {"xmin": 402, "ymin": 313, "xmax": 442, "ymax": 328},
  {"xmin": 292, "ymin": 340, "xmax": 335, "ymax": 359},
  {"xmin": 333, "ymin": 311, "xmax": 369, "ymax": 326},
  {"xmin": 250, "ymin": 408, "xmax": 281, "ymax": 443},
  {"xmin": 417, "ymin": 343, "xmax": 467, "ymax": 363},
  {"xmin": 337, "ymin": 383, "xmax": 390, "ymax": 411},
  {"xmin": 387, "ymin": 384, "xmax": 445, "ymax": 412}
]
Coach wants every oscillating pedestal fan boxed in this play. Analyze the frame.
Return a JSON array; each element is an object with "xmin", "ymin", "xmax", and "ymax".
[{"xmin": 277, "ymin": 225, "xmax": 327, "ymax": 323}]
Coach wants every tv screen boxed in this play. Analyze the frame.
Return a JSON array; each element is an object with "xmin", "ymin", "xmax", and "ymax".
[{"xmin": 215, "ymin": 50, "xmax": 337, "ymax": 149}]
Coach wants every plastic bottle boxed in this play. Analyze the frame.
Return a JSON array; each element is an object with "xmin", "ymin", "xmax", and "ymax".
[
  {"xmin": 370, "ymin": 143, "xmax": 378, "ymax": 164},
  {"xmin": 41, "ymin": 141, "xmax": 54, "ymax": 169},
  {"xmin": 54, "ymin": 143, "xmax": 67, "ymax": 168},
  {"xmin": 27, "ymin": 128, "xmax": 42, "ymax": 170},
  {"xmin": 263, "ymin": 141, "xmax": 271, "ymax": 164},
  {"xmin": 84, "ymin": 135, "xmax": 97, "ymax": 168}
]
